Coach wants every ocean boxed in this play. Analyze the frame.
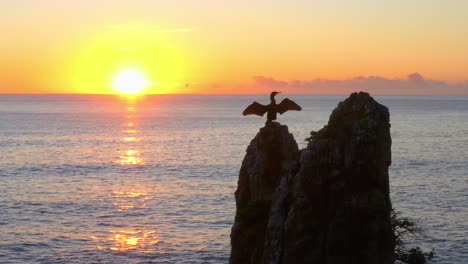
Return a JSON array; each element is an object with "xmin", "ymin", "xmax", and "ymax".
[{"xmin": 0, "ymin": 94, "xmax": 466, "ymax": 263}]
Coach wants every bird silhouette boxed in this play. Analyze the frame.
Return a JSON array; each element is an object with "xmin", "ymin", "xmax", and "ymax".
[{"xmin": 242, "ymin": 92, "xmax": 302, "ymax": 123}]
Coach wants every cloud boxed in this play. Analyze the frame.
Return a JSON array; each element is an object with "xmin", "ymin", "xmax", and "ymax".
[
  {"xmin": 408, "ymin": 72, "xmax": 424, "ymax": 82},
  {"xmin": 253, "ymin": 73, "xmax": 468, "ymax": 95}
]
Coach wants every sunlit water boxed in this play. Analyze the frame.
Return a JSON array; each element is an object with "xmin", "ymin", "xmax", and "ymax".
[{"xmin": 0, "ymin": 95, "xmax": 466, "ymax": 263}]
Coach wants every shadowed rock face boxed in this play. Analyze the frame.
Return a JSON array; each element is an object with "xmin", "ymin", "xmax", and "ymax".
[
  {"xmin": 230, "ymin": 92, "xmax": 395, "ymax": 264},
  {"xmin": 230, "ymin": 122, "xmax": 299, "ymax": 264}
]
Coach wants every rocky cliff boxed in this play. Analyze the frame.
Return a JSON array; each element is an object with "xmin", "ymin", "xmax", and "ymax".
[{"xmin": 230, "ymin": 92, "xmax": 395, "ymax": 264}]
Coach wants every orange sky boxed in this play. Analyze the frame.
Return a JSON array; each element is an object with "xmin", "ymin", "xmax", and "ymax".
[{"xmin": 1, "ymin": 1, "xmax": 468, "ymax": 95}]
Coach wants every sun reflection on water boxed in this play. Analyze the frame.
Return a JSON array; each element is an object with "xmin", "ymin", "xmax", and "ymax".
[
  {"xmin": 107, "ymin": 190, "xmax": 158, "ymax": 252},
  {"xmin": 91, "ymin": 229, "xmax": 159, "ymax": 253},
  {"xmin": 121, "ymin": 136, "xmax": 137, "ymax": 142},
  {"xmin": 125, "ymin": 129, "xmax": 137, "ymax": 134},
  {"xmin": 127, "ymin": 106, "xmax": 136, "ymax": 112},
  {"xmin": 119, "ymin": 149, "xmax": 143, "ymax": 165},
  {"xmin": 109, "ymin": 229, "xmax": 159, "ymax": 253},
  {"xmin": 90, "ymin": 97, "xmax": 160, "ymax": 254},
  {"xmin": 112, "ymin": 190, "xmax": 149, "ymax": 211},
  {"xmin": 118, "ymin": 99, "xmax": 144, "ymax": 165},
  {"xmin": 113, "ymin": 191, "xmax": 146, "ymax": 198}
]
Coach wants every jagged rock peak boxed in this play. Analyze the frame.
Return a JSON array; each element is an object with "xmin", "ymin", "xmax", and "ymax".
[
  {"xmin": 283, "ymin": 91, "xmax": 394, "ymax": 264},
  {"xmin": 308, "ymin": 91, "xmax": 390, "ymax": 146}
]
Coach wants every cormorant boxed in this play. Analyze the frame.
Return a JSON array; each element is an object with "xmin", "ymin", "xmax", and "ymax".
[{"xmin": 242, "ymin": 92, "xmax": 302, "ymax": 123}]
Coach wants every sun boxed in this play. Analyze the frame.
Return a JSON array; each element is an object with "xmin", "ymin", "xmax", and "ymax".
[{"xmin": 112, "ymin": 69, "xmax": 150, "ymax": 94}]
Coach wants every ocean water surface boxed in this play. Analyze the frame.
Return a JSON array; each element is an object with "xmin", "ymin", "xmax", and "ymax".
[{"xmin": 0, "ymin": 94, "xmax": 466, "ymax": 263}]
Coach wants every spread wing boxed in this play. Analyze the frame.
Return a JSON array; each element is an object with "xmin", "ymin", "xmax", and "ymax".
[
  {"xmin": 243, "ymin": 101, "xmax": 268, "ymax": 116},
  {"xmin": 277, "ymin": 98, "xmax": 302, "ymax": 114}
]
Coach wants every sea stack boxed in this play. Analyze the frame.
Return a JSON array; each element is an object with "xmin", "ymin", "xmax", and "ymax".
[{"xmin": 230, "ymin": 92, "xmax": 395, "ymax": 264}]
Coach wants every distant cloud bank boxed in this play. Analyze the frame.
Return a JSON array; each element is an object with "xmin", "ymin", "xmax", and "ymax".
[{"xmin": 253, "ymin": 73, "xmax": 468, "ymax": 95}]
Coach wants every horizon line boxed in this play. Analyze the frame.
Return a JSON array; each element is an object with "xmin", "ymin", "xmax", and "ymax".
[{"xmin": 1, "ymin": 93, "xmax": 468, "ymax": 97}]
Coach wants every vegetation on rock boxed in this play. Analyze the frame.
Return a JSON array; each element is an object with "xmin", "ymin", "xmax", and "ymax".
[{"xmin": 391, "ymin": 209, "xmax": 435, "ymax": 264}]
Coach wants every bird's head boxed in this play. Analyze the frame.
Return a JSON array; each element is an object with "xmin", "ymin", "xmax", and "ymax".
[{"xmin": 270, "ymin": 91, "xmax": 281, "ymax": 100}]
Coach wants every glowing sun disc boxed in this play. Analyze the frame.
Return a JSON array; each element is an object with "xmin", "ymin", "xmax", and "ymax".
[{"xmin": 113, "ymin": 69, "xmax": 149, "ymax": 94}]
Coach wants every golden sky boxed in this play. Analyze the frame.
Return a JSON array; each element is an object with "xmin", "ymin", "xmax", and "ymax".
[{"xmin": 1, "ymin": 0, "xmax": 468, "ymax": 94}]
